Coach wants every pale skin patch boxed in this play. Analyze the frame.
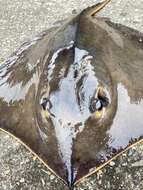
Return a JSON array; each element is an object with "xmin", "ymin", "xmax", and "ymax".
[
  {"xmin": 41, "ymin": 110, "xmax": 50, "ymax": 119},
  {"xmin": 95, "ymin": 110, "xmax": 103, "ymax": 119},
  {"xmin": 94, "ymin": 108, "xmax": 105, "ymax": 120}
]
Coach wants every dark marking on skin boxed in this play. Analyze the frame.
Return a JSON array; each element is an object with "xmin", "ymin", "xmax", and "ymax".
[{"xmin": 0, "ymin": 0, "xmax": 143, "ymax": 187}]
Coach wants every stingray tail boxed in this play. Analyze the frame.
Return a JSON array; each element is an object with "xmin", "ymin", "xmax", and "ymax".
[{"xmin": 81, "ymin": 0, "xmax": 111, "ymax": 17}]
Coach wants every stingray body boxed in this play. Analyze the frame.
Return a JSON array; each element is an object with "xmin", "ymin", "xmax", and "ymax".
[{"xmin": 0, "ymin": 0, "xmax": 143, "ymax": 187}]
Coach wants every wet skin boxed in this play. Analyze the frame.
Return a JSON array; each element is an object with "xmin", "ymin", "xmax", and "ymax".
[{"xmin": 0, "ymin": 0, "xmax": 143, "ymax": 186}]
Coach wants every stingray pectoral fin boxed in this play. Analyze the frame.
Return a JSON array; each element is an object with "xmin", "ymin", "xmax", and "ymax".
[
  {"xmin": 71, "ymin": 16, "xmax": 143, "ymax": 184},
  {"xmin": 0, "ymin": 25, "xmax": 69, "ymax": 184}
]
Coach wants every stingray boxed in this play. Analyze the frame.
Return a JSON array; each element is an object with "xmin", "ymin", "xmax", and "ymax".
[{"xmin": 0, "ymin": 0, "xmax": 143, "ymax": 188}]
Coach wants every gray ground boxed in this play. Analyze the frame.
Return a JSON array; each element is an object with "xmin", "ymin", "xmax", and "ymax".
[{"xmin": 0, "ymin": 0, "xmax": 143, "ymax": 189}]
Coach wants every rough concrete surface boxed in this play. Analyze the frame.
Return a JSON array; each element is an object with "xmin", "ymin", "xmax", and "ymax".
[{"xmin": 0, "ymin": 0, "xmax": 143, "ymax": 189}]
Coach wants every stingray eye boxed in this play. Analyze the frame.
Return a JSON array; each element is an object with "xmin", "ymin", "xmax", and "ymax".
[
  {"xmin": 89, "ymin": 98, "xmax": 103, "ymax": 113},
  {"xmin": 89, "ymin": 87, "xmax": 109, "ymax": 114},
  {"xmin": 40, "ymin": 98, "xmax": 52, "ymax": 111}
]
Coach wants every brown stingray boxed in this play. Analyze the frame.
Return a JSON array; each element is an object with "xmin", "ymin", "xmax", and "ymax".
[{"xmin": 0, "ymin": 0, "xmax": 143, "ymax": 187}]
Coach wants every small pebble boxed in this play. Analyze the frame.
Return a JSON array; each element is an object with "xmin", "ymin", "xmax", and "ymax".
[
  {"xmin": 138, "ymin": 38, "xmax": 143, "ymax": 42},
  {"xmin": 33, "ymin": 156, "xmax": 37, "ymax": 161},
  {"xmin": 109, "ymin": 161, "xmax": 115, "ymax": 166},
  {"xmin": 41, "ymin": 178, "xmax": 45, "ymax": 186},
  {"xmin": 122, "ymin": 162, "xmax": 127, "ymax": 166},
  {"xmin": 50, "ymin": 175, "xmax": 55, "ymax": 180},
  {"xmin": 72, "ymin": 9, "xmax": 77, "ymax": 14},
  {"xmin": 20, "ymin": 178, "xmax": 25, "ymax": 183}
]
